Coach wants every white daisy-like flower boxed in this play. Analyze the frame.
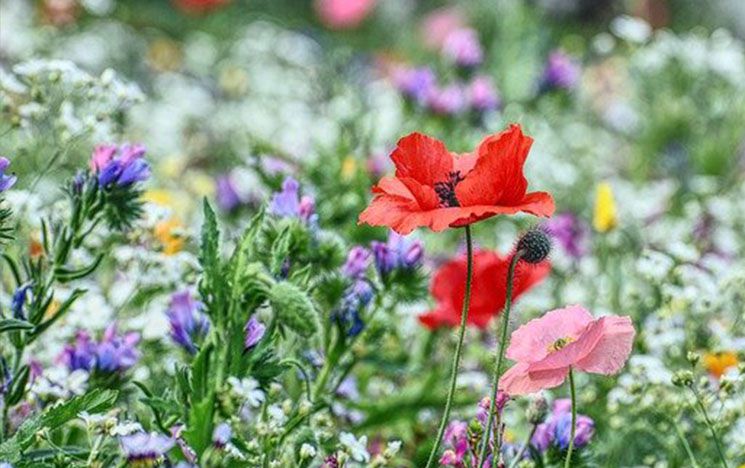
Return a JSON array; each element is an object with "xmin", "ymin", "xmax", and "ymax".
[
  {"xmin": 227, "ymin": 376, "xmax": 265, "ymax": 408},
  {"xmin": 339, "ymin": 432, "xmax": 370, "ymax": 463}
]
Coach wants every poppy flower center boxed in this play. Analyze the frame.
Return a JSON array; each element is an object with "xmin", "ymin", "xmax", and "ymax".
[
  {"xmin": 434, "ymin": 171, "xmax": 465, "ymax": 207},
  {"xmin": 547, "ymin": 336, "xmax": 575, "ymax": 353}
]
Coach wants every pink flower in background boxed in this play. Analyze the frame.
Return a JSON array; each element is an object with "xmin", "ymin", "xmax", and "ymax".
[
  {"xmin": 500, "ymin": 305, "xmax": 635, "ymax": 395},
  {"xmin": 315, "ymin": 0, "xmax": 376, "ymax": 30},
  {"xmin": 420, "ymin": 7, "xmax": 466, "ymax": 49}
]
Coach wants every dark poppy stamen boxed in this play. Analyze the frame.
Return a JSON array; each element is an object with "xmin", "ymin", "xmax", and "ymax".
[{"xmin": 434, "ymin": 171, "xmax": 464, "ymax": 207}]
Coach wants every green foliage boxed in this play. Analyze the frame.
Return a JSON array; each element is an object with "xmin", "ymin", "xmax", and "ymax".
[
  {"xmin": 269, "ymin": 281, "xmax": 319, "ymax": 338},
  {"xmin": 0, "ymin": 389, "xmax": 118, "ymax": 463}
]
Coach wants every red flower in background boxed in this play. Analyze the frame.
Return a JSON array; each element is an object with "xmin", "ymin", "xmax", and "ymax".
[
  {"xmin": 358, "ymin": 124, "xmax": 554, "ymax": 235},
  {"xmin": 315, "ymin": 0, "xmax": 376, "ymax": 30},
  {"xmin": 173, "ymin": 0, "xmax": 230, "ymax": 14},
  {"xmin": 419, "ymin": 250, "xmax": 550, "ymax": 330}
]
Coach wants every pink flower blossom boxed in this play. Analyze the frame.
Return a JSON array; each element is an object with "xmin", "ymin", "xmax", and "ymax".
[
  {"xmin": 419, "ymin": 7, "xmax": 466, "ymax": 50},
  {"xmin": 315, "ymin": 0, "xmax": 376, "ymax": 30},
  {"xmin": 500, "ymin": 305, "xmax": 635, "ymax": 395}
]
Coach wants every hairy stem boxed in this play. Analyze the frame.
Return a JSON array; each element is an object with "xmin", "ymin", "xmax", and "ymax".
[
  {"xmin": 424, "ymin": 225, "xmax": 474, "ymax": 468},
  {"xmin": 691, "ymin": 387, "xmax": 729, "ymax": 468},
  {"xmin": 478, "ymin": 250, "xmax": 523, "ymax": 465},
  {"xmin": 564, "ymin": 368, "xmax": 577, "ymax": 468}
]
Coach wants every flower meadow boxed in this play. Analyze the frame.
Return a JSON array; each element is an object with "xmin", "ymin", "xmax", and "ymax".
[{"xmin": 1, "ymin": 1, "xmax": 745, "ymax": 467}]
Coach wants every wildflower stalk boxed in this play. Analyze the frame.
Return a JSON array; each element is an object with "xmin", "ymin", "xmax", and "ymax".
[
  {"xmin": 690, "ymin": 387, "xmax": 728, "ymax": 468},
  {"xmin": 672, "ymin": 418, "xmax": 700, "ymax": 468},
  {"xmin": 478, "ymin": 249, "xmax": 523, "ymax": 465},
  {"xmin": 564, "ymin": 367, "xmax": 577, "ymax": 468},
  {"xmin": 425, "ymin": 225, "xmax": 474, "ymax": 468}
]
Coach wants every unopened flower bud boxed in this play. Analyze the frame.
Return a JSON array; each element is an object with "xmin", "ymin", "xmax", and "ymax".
[
  {"xmin": 517, "ymin": 227, "xmax": 552, "ymax": 264},
  {"xmin": 526, "ymin": 394, "xmax": 548, "ymax": 424},
  {"xmin": 671, "ymin": 370, "xmax": 694, "ymax": 387},
  {"xmin": 686, "ymin": 351, "xmax": 700, "ymax": 366}
]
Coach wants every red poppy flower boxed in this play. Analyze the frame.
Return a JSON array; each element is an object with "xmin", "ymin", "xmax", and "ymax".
[
  {"xmin": 173, "ymin": 0, "xmax": 230, "ymax": 14},
  {"xmin": 419, "ymin": 250, "xmax": 550, "ymax": 330},
  {"xmin": 359, "ymin": 124, "xmax": 554, "ymax": 235}
]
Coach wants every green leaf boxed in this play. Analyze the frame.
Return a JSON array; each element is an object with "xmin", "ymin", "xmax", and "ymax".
[
  {"xmin": 269, "ymin": 225, "xmax": 292, "ymax": 276},
  {"xmin": 0, "ymin": 388, "xmax": 117, "ymax": 462},
  {"xmin": 199, "ymin": 198, "xmax": 221, "ymax": 281},
  {"xmin": 183, "ymin": 393, "xmax": 215, "ymax": 458},
  {"xmin": 269, "ymin": 281, "xmax": 319, "ymax": 338},
  {"xmin": 190, "ymin": 342, "xmax": 213, "ymax": 402},
  {"xmin": 7, "ymin": 365, "xmax": 30, "ymax": 406},
  {"xmin": 53, "ymin": 254, "xmax": 104, "ymax": 283},
  {"xmin": 0, "ymin": 319, "xmax": 34, "ymax": 333},
  {"xmin": 29, "ymin": 288, "xmax": 86, "ymax": 341},
  {"xmin": 229, "ymin": 206, "xmax": 265, "ymax": 273}
]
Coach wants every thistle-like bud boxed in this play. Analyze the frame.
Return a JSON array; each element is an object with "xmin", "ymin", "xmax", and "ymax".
[
  {"xmin": 686, "ymin": 351, "xmax": 700, "ymax": 366},
  {"xmin": 526, "ymin": 394, "xmax": 548, "ymax": 424},
  {"xmin": 517, "ymin": 227, "xmax": 552, "ymax": 264},
  {"xmin": 671, "ymin": 370, "xmax": 694, "ymax": 387}
]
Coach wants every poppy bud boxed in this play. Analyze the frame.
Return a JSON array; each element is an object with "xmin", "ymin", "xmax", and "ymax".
[
  {"xmin": 517, "ymin": 227, "xmax": 552, "ymax": 264},
  {"xmin": 526, "ymin": 394, "xmax": 548, "ymax": 424}
]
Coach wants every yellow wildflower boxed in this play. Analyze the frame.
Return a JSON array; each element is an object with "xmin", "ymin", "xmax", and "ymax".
[
  {"xmin": 593, "ymin": 181, "xmax": 618, "ymax": 233},
  {"xmin": 341, "ymin": 156, "xmax": 357, "ymax": 182},
  {"xmin": 154, "ymin": 218, "xmax": 185, "ymax": 256}
]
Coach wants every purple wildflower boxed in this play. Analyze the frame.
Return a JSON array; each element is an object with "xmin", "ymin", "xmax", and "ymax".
[
  {"xmin": 244, "ymin": 316, "xmax": 266, "ymax": 351},
  {"xmin": 336, "ymin": 280, "xmax": 373, "ymax": 337},
  {"xmin": 342, "ymin": 246, "xmax": 371, "ymax": 278},
  {"xmin": 530, "ymin": 398, "xmax": 595, "ymax": 454},
  {"xmin": 120, "ymin": 432, "xmax": 174, "ymax": 463},
  {"xmin": 59, "ymin": 325, "xmax": 140, "ymax": 374},
  {"xmin": 371, "ymin": 231, "xmax": 423, "ymax": 277},
  {"xmin": 336, "ymin": 377, "xmax": 360, "ymax": 400},
  {"xmin": 0, "ymin": 157, "xmax": 17, "ymax": 192},
  {"xmin": 467, "ymin": 75, "xmax": 501, "ymax": 113},
  {"xmin": 540, "ymin": 50, "xmax": 580, "ymax": 91},
  {"xmin": 10, "ymin": 283, "xmax": 32, "ymax": 320},
  {"xmin": 260, "ymin": 157, "xmax": 294, "ymax": 176},
  {"xmin": 166, "ymin": 291, "xmax": 210, "ymax": 354},
  {"xmin": 269, "ymin": 177, "xmax": 317, "ymax": 224},
  {"xmin": 59, "ymin": 330, "xmax": 97, "ymax": 371},
  {"xmin": 212, "ymin": 422, "xmax": 232, "ymax": 448},
  {"xmin": 426, "ymin": 84, "xmax": 466, "ymax": 116},
  {"xmin": 393, "ymin": 66, "xmax": 437, "ymax": 105},
  {"xmin": 544, "ymin": 213, "xmax": 590, "ymax": 259},
  {"xmin": 442, "ymin": 28, "xmax": 484, "ymax": 68},
  {"xmin": 554, "ymin": 412, "xmax": 595, "ymax": 450},
  {"xmin": 215, "ymin": 175, "xmax": 242, "ymax": 212},
  {"xmin": 321, "ymin": 455, "xmax": 340, "ymax": 468},
  {"xmin": 92, "ymin": 143, "xmax": 150, "ymax": 187},
  {"xmin": 95, "ymin": 324, "xmax": 141, "ymax": 373},
  {"xmin": 443, "ymin": 420, "xmax": 469, "ymax": 461}
]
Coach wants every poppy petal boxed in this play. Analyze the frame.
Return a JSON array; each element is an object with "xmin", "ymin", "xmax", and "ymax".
[
  {"xmin": 391, "ymin": 132, "xmax": 454, "ymax": 187},
  {"xmin": 575, "ymin": 316, "xmax": 635, "ymax": 375},
  {"xmin": 506, "ymin": 305, "xmax": 594, "ymax": 363},
  {"xmin": 455, "ymin": 124, "xmax": 533, "ymax": 206},
  {"xmin": 500, "ymin": 362, "xmax": 569, "ymax": 396}
]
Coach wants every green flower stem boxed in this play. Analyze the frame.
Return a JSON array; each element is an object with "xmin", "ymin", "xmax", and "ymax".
[
  {"xmin": 478, "ymin": 249, "xmax": 523, "ymax": 466},
  {"xmin": 672, "ymin": 417, "xmax": 700, "ymax": 468},
  {"xmin": 424, "ymin": 225, "xmax": 474, "ymax": 468},
  {"xmin": 564, "ymin": 367, "xmax": 577, "ymax": 468},
  {"xmin": 691, "ymin": 387, "xmax": 729, "ymax": 468}
]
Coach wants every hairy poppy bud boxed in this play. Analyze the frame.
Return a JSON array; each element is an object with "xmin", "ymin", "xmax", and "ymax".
[
  {"xmin": 517, "ymin": 227, "xmax": 552, "ymax": 264},
  {"xmin": 526, "ymin": 394, "xmax": 548, "ymax": 424}
]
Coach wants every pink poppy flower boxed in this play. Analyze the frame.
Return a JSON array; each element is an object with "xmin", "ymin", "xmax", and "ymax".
[{"xmin": 500, "ymin": 305, "xmax": 635, "ymax": 395}]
